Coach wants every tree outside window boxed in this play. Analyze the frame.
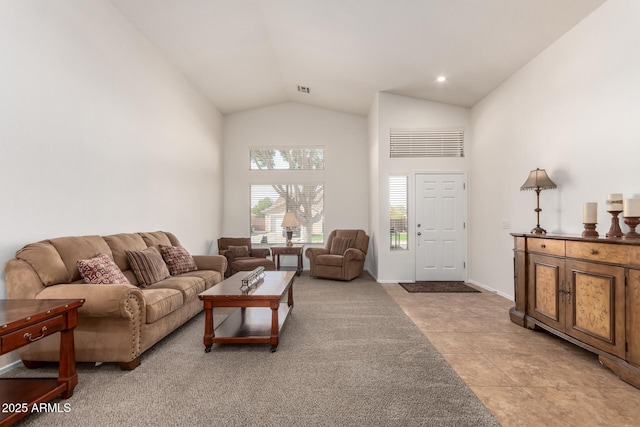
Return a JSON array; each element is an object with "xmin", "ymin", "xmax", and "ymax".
[{"xmin": 250, "ymin": 147, "xmax": 325, "ymax": 245}]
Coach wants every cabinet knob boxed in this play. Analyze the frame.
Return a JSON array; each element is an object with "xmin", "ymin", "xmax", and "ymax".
[
  {"xmin": 541, "ymin": 244, "xmax": 546, "ymax": 248},
  {"xmin": 590, "ymin": 249, "xmax": 598, "ymax": 255}
]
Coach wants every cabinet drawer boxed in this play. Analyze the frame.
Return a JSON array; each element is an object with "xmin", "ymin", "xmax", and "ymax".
[
  {"xmin": 629, "ymin": 246, "xmax": 640, "ymax": 267},
  {"xmin": 273, "ymin": 248, "xmax": 302, "ymax": 255},
  {"xmin": 1, "ymin": 315, "xmax": 65, "ymax": 353},
  {"xmin": 566, "ymin": 241, "xmax": 629, "ymax": 264},
  {"xmin": 527, "ymin": 238, "xmax": 565, "ymax": 256}
]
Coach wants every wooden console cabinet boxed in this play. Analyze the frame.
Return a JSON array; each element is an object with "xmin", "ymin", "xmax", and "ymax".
[{"xmin": 511, "ymin": 233, "xmax": 640, "ymax": 389}]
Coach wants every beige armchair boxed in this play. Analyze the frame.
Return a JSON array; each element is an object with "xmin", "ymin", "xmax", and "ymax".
[
  {"xmin": 305, "ymin": 229, "xmax": 369, "ymax": 281},
  {"xmin": 217, "ymin": 237, "xmax": 276, "ymax": 277}
]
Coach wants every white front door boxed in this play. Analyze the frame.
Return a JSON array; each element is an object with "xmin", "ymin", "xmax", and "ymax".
[{"xmin": 414, "ymin": 172, "xmax": 467, "ymax": 281}]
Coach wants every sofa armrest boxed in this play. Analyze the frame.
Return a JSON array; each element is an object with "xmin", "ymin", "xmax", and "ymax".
[
  {"xmin": 193, "ymin": 254, "xmax": 227, "ymax": 275},
  {"xmin": 36, "ymin": 283, "xmax": 145, "ymax": 321},
  {"xmin": 305, "ymin": 247, "xmax": 329, "ymax": 260},
  {"xmin": 343, "ymin": 248, "xmax": 365, "ymax": 262},
  {"xmin": 250, "ymin": 248, "xmax": 271, "ymax": 258}
]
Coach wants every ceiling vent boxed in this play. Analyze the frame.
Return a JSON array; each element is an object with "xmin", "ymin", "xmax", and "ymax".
[
  {"xmin": 297, "ymin": 86, "xmax": 310, "ymax": 94},
  {"xmin": 390, "ymin": 129, "xmax": 464, "ymax": 158}
]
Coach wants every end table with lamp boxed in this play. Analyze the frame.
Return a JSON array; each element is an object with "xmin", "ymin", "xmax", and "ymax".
[{"xmin": 271, "ymin": 245, "xmax": 304, "ymax": 276}]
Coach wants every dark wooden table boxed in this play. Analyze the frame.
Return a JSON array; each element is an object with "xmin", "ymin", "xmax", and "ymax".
[
  {"xmin": 198, "ymin": 271, "xmax": 295, "ymax": 353},
  {"xmin": 271, "ymin": 245, "xmax": 304, "ymax": 276},
  {"xmin": 0, "ymin": 299, "xmax": 84, "ymax": 427}
]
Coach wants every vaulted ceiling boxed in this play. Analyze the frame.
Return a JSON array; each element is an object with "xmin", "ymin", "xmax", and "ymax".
[{"xmin": 109, "ymin": 0, "xmax": 606, "ymax": 116}]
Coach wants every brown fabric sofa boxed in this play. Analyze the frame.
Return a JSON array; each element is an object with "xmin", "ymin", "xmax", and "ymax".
[
  {"xmin": 217, "ymin": 237, "xmax": 276, "ymax": 277},
  {"xmin": 4, "ymin": 231, "xmax": 226, "ymax": 370},
  {"xmin": 305, "ymin": 229, "xmax": 369, "ymax": 281}
]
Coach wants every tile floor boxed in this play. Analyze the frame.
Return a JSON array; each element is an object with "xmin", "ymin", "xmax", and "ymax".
[{"xmin": 383, "ymin": 282, "xmax": 640, "ymax": 427}]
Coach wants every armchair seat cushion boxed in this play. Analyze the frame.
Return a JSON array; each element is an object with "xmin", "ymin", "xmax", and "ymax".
[{"xmin": 315, "ymin": 254, "xmax": 345, "ymax": 267}]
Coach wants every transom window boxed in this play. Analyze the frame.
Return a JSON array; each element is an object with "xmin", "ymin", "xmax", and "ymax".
[{"xmin": 250, "ymin": 147, "xmax": 324, "ymax": 170}]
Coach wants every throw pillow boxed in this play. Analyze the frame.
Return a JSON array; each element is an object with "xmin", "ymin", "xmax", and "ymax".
[
  {"xmin": 159, "ymin": 245, "xmax": 198, "ymax": 275},
  {"xmin": 77, "ymin": 253, "xmax": 130, "ymax": 285},
  {"xmin": 228, "ymin": 245, "xmax": 250, "ymax": 257},
  {"xmin": 329, "ymin": 237, "xmax": 353, "ymax": 255},
  {"xmin": 125, "ymin": 247, "xmax": 170, "ymax": 288}
]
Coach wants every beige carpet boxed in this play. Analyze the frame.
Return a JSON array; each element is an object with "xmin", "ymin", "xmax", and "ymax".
[{"xmin": 8, "ymin": 274, "xmax": 500, "ymax": 426}]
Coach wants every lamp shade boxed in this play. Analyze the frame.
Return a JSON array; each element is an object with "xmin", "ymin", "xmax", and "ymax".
[
  {"xmin": 281, "ymin": 212, "xmax": 298, "ymax": 228},
  {"xmin": 520, "ymin": 168, "xmax": 557, "ymax": 191}
]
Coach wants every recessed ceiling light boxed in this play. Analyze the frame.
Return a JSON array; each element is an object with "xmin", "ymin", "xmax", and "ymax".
[{"xmin": 436, "ymin": 76, "xmax": 446, "ymax": 83}]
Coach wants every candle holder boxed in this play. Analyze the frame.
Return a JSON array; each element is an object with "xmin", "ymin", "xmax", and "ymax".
[
  {"xmin": 623, "ymin": 217, "xmax": 640, "ymax": 240},
  {"xmin": 582, "ymin": 223, "xmax": 599, "ymax": 238},
  {"xmin": 606, "ymin": 210, "xmax": 623, "ymax": 238}
]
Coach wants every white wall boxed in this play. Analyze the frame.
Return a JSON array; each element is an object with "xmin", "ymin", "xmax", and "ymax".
[
  {"xmin": 222, "ymin": 102, "xmax": 369, "ymax": 268},
  {"xmin": 372, "ymin": 92, "xmax": 470, "ymax": 282},
  {"xmin": 367, "ymin": 94, "xmax": 381, "ymax": 277},
  {"xmin": 0, "ymin": 0, "xmax": 223, "ymax": 370},
  {"xmin": 470, "ymin": 0, "xmax": 640, "ymax": 298}
]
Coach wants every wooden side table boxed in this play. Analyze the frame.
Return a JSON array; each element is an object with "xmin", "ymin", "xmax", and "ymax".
[
  {"xmin": 0, "ymin": 299, "xmax": 84, "ymax": 426},
  {"xmin": 271, "ymin": 245, "xmax": 304, "ymax": 276}
]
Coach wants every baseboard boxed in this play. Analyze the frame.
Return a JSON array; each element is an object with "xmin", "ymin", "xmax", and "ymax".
[
  {"xmin": 0, "ymin": 359, "xmax": 22, "ymax": 375},
  {"xmin": 363, "ymin": 268, "xmax": 379, "ymax": 282},
  {"xmin": 467, "ymin": 279, "xmax": 514, "ymax": 301}
]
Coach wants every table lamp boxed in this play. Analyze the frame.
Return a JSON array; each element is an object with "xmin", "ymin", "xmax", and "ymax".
[
  {"xmin": 281, "ymin": 212, "xmax": 298, "ymax": 247},
  {"xmin": 520, "ymin": 168, "xmax": 557, "ymax": 235}
]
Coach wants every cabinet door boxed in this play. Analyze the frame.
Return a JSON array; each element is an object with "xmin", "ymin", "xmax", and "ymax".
[
  {"xmin": 628, "ymin": 269, "xmax": 640, "ymax": 366},
  {"xmin": 528, "ymin": 254, "xmax": 566, "ymax": 330},
  {"xmin": 565, "ymin": 260, "xmax": 625, "ymax": 358},
  {"xmin": 514, "ymin": 250, "xmax": 527, "ymax": 314}
]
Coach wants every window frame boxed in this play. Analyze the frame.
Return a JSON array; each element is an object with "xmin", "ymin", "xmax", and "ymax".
[
  {"xmin": 249, "ymin": 183, "xmax": 325, "ymax": 246},
  {"xmin": 389, "ymin": 175, "xmax": 408, "ymax": 250}
]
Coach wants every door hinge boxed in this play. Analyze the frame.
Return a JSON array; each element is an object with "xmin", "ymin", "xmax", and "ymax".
[
  {"xmin": 463, "ymin": 182, "xmax": 466, "ymax": 190},
  {"xmin": 463, "ymin": 222, "xmax": 466, "ymax": 229},
  {"xmin": 464, "ymin": 262, "xmax": 466, "ymax": 269}
]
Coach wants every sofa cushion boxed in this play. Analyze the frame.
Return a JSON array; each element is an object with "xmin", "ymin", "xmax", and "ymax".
[
  {"xmin": 329, "ymin": 237, "xmax": 353, "ymax": 255},
  {"xmin": 141, "ymin": 288, "xmax": 184, "ymax": 323},
  {"xmin": 126, "ymin": 247, "xmax": 170, "ymax": 288},
  {"xmin": 228, "ymin": 245, "xmax": 250, "ymax": 257},
  {"xmin": 49, "ymin": 236, "xmax": 113, "ymax": 282},
  {"xmin": 15, "ymin": 242, "xmax": 68, "ymax": 286},
  {"xmin": 103, "ymin": 233, "xmax": 148, "ymax": 272},
  {"xmin": 139, "ymin": 231, "xmax": 173, "ymax": 250},
  {"xmin": 77, "ymin": 253, "xmax": 130, "ymax": 285},
  {"xmin": 177, "ymin": 270, "xmax": 223, "ymax": 290},
  {"xmin": 160, "ymin": 245, "xmax": 198, "ymax": 275},
  {"xmin": 146, "ymin": 275, "xmax": 206, "ymax": 302}
]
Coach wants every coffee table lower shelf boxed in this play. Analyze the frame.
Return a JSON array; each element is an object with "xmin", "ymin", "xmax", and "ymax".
[
  {"xmin": 210, "ymin": 303, "xmax": 292, "ymax": 350},
  {"xmin": 0, "ymin": 379, "xmax": 68, "ymax": 426}
]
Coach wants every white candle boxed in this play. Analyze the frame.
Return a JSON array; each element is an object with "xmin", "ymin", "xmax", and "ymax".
[
  {"xmin": 624, "ymin": 199, "xmax": 640, "ymax": 217},
  {"xmin": 583, "ymin": 202, "xmax": 597, "ymax": 223},
  {"xmin": 607, "ymin": 193, "xmax": 623, "ymax": 212}
]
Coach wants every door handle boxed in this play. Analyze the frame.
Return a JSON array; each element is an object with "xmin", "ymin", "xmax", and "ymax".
[{"xmin": 417, "ymin": 232, "xmax": 422, "ymax": 236}]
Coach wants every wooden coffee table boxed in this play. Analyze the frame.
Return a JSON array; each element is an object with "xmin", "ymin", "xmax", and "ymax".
[
  {"xmin": 0, "ymin": 299, "xmax": 84, "ymax": 426},
  {"xmin": 198, "ymin": 271, "xmax": 295, "ymax": 353}
]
